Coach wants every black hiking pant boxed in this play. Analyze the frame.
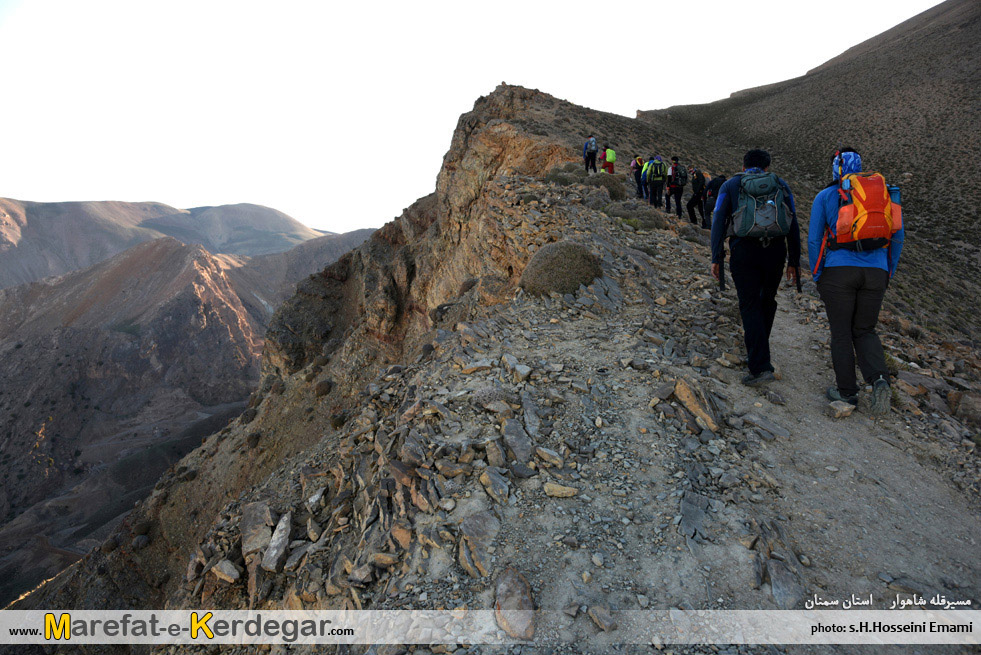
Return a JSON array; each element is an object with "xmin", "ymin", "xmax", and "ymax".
[
  {"xmin": 817, "ymin": 266, "xmax": 890, "ymax": 397},
  {"xmin": 634, "ymin": 170, "xmax": 645, "ymax": 198},
  {"xmin": 729, "ymin": 237, "xmax": 787, "ymax": 376},
  {"xmin": 687, "ymin": 189, "xmax": 706, "ymax": 226},
  {"xmin": 648, "ymin": 180, "xmax": 664, "ymax": 207},
  {"xmin": 665, "ymin": 186, "xmax": 683, "ymax": 217},
  {"xmin": 585, "ymin": 152, "xmax": 597, "ymax": 173}
]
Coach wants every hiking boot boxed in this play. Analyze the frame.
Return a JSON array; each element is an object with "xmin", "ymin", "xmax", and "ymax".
[
  {"xmin": 741, "ymin": 370, "xmax": 775, "ymax": 387},
  {"xmin": 870, "ymin": 376, "xmax": 891, "ymax": 416},
  {"xmin": 826, "ymin": 386, "xmax": 858, "ymax": 406}
]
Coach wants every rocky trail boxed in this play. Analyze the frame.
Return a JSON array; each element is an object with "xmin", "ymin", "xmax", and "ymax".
[{"xmin": 144, "ymin": 172, "xmax": 980, "ymax": 655}]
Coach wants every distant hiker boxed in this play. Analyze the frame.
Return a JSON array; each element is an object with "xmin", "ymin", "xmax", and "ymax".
[
  {"xmin": 665, "ymin": 156, "xmax": 687, "ymax": 218},
  {"xmin": 646, "ymin": 156, "xmax": 667, "ymax": 208},
  {"xmin": 808, "ymin": 148, "xmax": 904, "ymax": 414},
  {"xmin": 704, "ymin": 174, "xmax": 727, "ymax": 226},
  {"xmin": 630, "ymin": 156, "xmax": 646, "ymax": 198},
  {"xmin": 602, "ymin": 145, "xmax": 616, "ymax": 174},
  {"xmin": 641, "ymin": 155, "xmax": 655, "ymax": 201},
  {"xmin": 583, "ymin": 135, "xmax": 599, "ymax": 173},
  {"xmin": 686, "ymin": 165, "xmax": 708, "ymax": 227},
  {"xmin": 710, "ymin": 149, "xmax": 801, "ymax": 386}
]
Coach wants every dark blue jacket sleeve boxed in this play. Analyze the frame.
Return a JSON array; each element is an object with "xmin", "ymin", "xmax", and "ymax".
[
  {"xmin": 583, "ymin": 142, "xmax": 587, "ymax": 158},
  {"xmin": 711, "ymin": 179, "xmax": 736, "ymax": 264}
]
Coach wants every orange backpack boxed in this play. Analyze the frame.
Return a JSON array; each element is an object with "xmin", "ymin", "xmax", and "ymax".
[{"xmin": 814, "ymin": 172, "xmax": 902, "ymax": 273}]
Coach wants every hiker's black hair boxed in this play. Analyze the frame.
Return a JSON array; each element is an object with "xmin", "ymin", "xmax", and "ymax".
[{"xmin": 744, "ymin": 149, "xmax": 771, "ymax": 169}]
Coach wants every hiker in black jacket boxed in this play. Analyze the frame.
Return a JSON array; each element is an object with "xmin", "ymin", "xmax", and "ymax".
[
  {"xmin": 665, "ymin": 156, "xmax": 685, "ymax": 218},
  {"xmin": 686, "ymin": 166, "xmax": 707, "ymax": 227},
  {"xmin": 710, "ymin": 149, "xmax": 801, "ymax": 386},
  {"xmin": 704, "ymin": 174, "xmax": 727, "ymax": 225}
]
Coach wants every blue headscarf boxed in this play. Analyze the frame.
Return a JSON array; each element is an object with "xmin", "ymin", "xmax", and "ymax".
[{"xmin": 832, "ymin": 151, "xmax": 862, "ymax": 181}]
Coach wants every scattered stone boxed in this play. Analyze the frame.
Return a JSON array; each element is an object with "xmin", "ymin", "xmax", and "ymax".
[
  {"xmin": 826, "ymin": 401, "xmax": 855, "ymax": 418},
  {"xmin": 768, "ymin": 559, "xmax": 804, "ymax": 609},
  {"xmin": 494, "ymin": 567, "xmax": 535, "ymax": 640},
  {"xmin": 503, "ymin": 419, "xmax": 533, "ymax": 463},
  {"xmin": 741, "ymin": 413, "xmax": 791, "ymax": 439},
  {"xmin": 535, "ymin": 447, "xmax": 563, "ymax": 467},
  {"xmin": 212, "ymin": 559, "xmax": 241, "ymax": 583},
  {"xmin": 544, "ymin": 482, "xmax": 578, "ymax": 498},
  {"xmin": 765, "ymin": 391, "xmax": 786, "ymax": 405},
  {"xmin": 306, "ymin": 518, "xmax": 322, "ymax": 542},
  {"xmin": 261, "ymin": 511, "xmax": 292, "ymax": 572},
  {"xmin": 673, "ymin": 377, "xmax": 719, "ymax": 432},
  {"xmin": 479, "ymin": 468, "xmax": 511, "ymax": 504},
  {"xmin": 462, "ymin": 359, "xmax": 493, "ymax": 374},
  {"xmin": 240, "ymin": 502, "xmax": 275, "ymax": 556},
  {"xmin": 588, "ymin": 605, "xmax": 617, "ymax": 632}
]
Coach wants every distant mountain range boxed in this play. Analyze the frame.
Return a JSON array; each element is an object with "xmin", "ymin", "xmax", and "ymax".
[
  {"xmin": 0, "ymin": 198, "xmax": 328, "ymax": 289},
  {"xmin": 0, "ymin": 201, "xmax": 372, "ymax": 604}
]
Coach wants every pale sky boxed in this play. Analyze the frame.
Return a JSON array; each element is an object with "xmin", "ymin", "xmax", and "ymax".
[{"xmin": 0, "ymin": 0, "xmax": 943, "ymax": 233}]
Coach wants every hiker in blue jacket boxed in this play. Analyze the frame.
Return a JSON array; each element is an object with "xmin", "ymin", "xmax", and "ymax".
[
  {"xmin": 583, "ymin": 135, "xmax": 599, "ymax": 174},
  {"xmin": 808, "ymin": 148, "xmax": 904, "ymax": 415},
  {"xmin": 711, "ymin": 149, "xmax": 801, "ymax": 386}
]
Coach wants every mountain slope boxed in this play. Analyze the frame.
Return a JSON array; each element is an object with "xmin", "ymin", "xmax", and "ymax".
[
  {"xmin": 12, "ymin": 81, "xmax": 979, "ymax": 655},
  {"xmin": 0, "ymin": 228, "xmax": 372, "ymax": 605},
  {"xmin": 639, "ymin": 0, "xmax": 981, "ymax": 338},
  {"xmin": 222, "ymin": 228, "xmax": 376, "ymax": 323},
  {"xmin": 0, "ymin": 198, "xmax": 325, "ymax": 289}
]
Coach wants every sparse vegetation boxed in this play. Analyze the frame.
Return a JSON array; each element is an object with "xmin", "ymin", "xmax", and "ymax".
[
  {"xmin": 604, "ymin": 201, "xmax": 669, "ymax": 230},
  {"xmin": 519, "ymin": 241, "xmax": 603, "ymax": 296},
  {"xmin": 583, "ymin": 173, "xmax": 627, "ymax": 201}
]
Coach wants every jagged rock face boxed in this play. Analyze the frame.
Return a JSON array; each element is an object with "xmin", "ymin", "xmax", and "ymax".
[{"xmin": 263, "ymin": 87, "xmax": 575, "ymax": 380}]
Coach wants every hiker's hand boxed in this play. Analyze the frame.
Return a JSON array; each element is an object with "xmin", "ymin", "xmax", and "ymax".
[
  {"xmin": 711, "ymin": 263, "xmax": 720, "ymax": 281},
  {"xmin": 785, "ymin": 266, "xmax": 799, "ymax": 283}
]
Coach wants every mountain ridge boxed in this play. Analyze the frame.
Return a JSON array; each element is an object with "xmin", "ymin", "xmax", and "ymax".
[{"xmin": 0, "ymin": 198, "xmax": 327, "ymax": 289}]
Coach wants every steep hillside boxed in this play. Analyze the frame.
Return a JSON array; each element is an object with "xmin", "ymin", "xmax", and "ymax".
[
  {"xmin": 222, "ymin": 228, "xmax": 375, "ymax": 323},
  {"xmin": 13, "ymin": 84, "xmax": 980, "ymax": 655},
  {"xmin": 0, "ymin": 238, "xmax": 261, "ymax": 604},
  {"xmin": 0, "ymin": 229, "xmax": 370, "ymax": 605},
  {"xmin": 639, "ymin": 0, "xmax": 981, "ymax": 339},
  {"xmin": 0, "ymin": 198, "xmax": 325, "ymax": 289}
]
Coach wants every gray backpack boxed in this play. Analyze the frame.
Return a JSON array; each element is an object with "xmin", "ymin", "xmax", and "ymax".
[{"xmin": 728, "ymin": 172, "xmax": 791, "ymax": 238}]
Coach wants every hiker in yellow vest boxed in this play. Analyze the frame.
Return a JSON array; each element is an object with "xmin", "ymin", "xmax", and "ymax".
[{"xmin": 601, "ymin": 145, "xmax": 616, "ymax": 174}]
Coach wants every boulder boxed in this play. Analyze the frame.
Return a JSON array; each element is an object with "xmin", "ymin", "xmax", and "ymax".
[{"xmin": 519, "ymin": 241, "xmax": 602, "ymax": 296}]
